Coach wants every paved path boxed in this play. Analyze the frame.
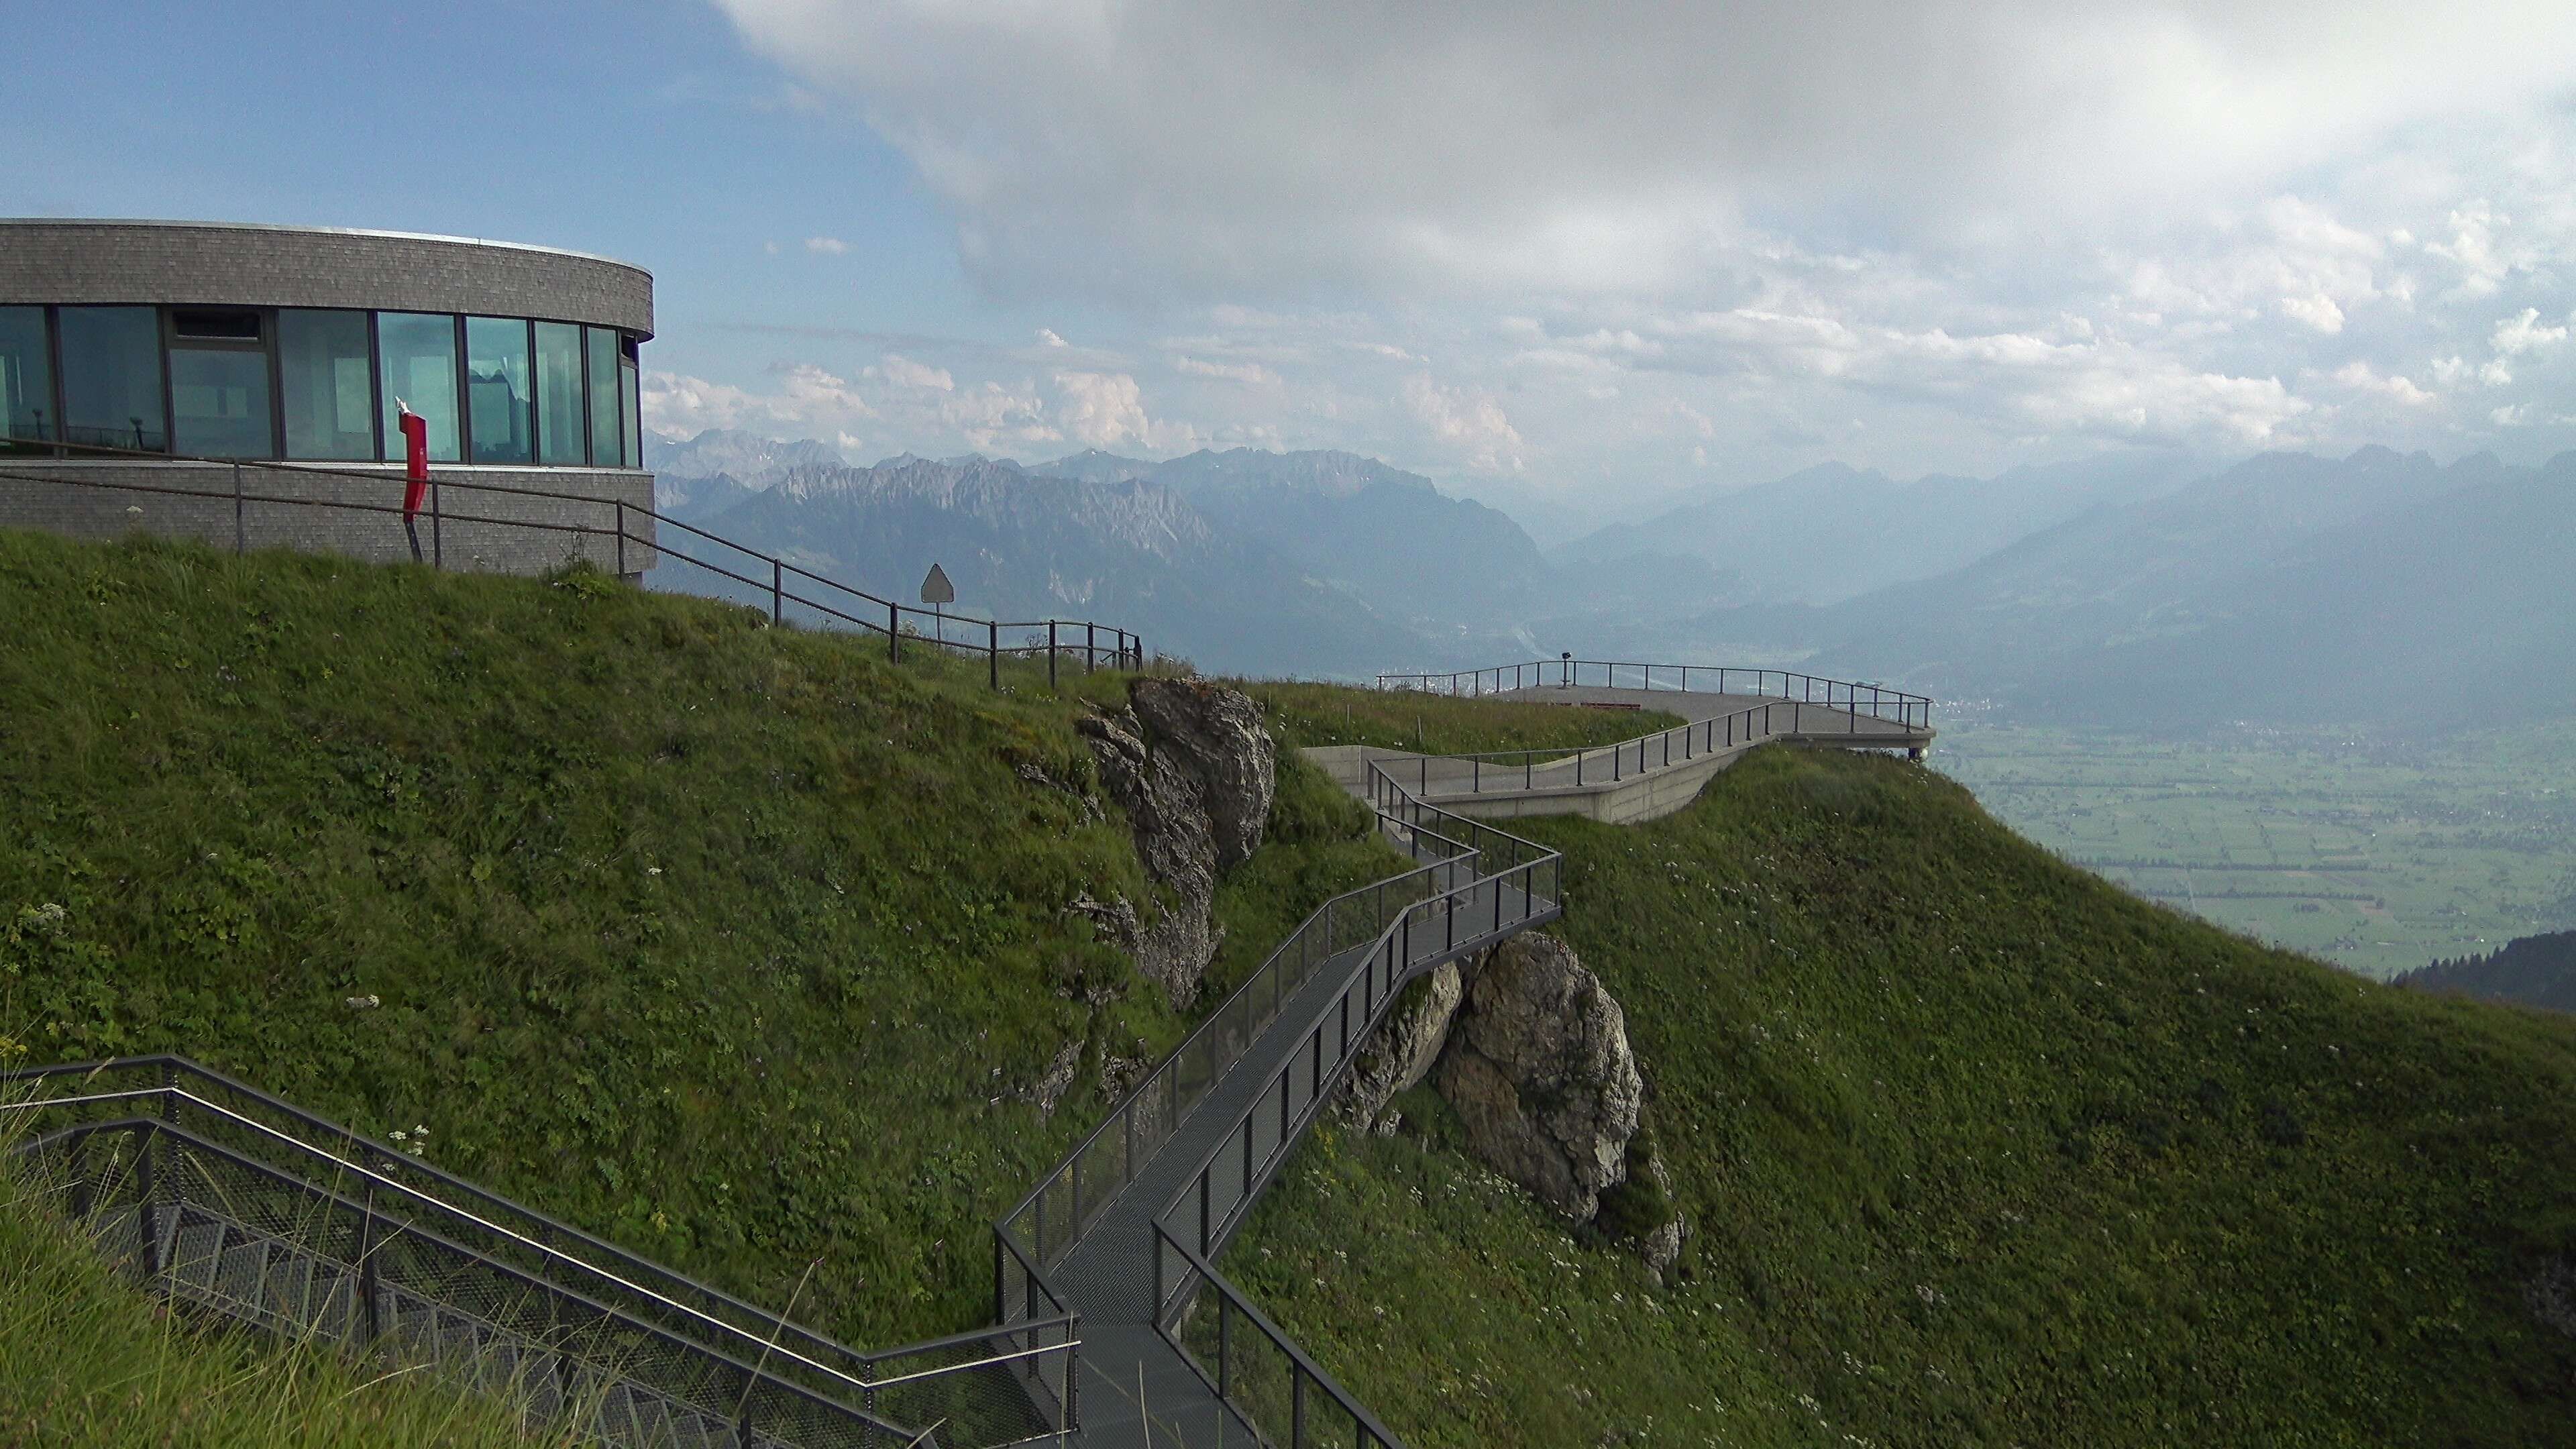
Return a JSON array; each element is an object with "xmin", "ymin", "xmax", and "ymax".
[{"xmin": 1041, "ymin": 871, "xmax": 1546, "ymax": 1449}]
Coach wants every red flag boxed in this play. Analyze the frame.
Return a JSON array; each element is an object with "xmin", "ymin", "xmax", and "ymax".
[{"xmin": 399, "ymin": 409, "xmax": 429, "ymax": 517}]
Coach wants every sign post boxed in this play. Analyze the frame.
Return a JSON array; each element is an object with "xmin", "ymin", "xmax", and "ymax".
[{"xmin": 919, "ymin": 563, "xmax": 955, "ymax": 647}]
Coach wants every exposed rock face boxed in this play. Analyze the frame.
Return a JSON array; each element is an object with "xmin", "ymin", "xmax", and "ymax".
[
  {"xmin": 1078, "ymin": 678, "xmax": 1277, "ymax": 1006},
  {"xmin": 1339, "ymin": 961, "xmax": 1463, "ymax": 1130},
  {"xmin": 1436, "ymin": 932, "xmax": 1644, "ymax": 1220}
]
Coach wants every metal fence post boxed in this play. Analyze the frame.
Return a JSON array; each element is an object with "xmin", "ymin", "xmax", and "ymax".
[
  {"xmin": 1049, "ymin": 621, "xmax": 1059, "ymax": 689},
  {"xmin": 989, "ymin": 620, "xmax": 1000, "ymax": 689},
  {"xmin": 889, "ymin": 600, "xmax": 900, "ymax": 662},
  {"xmin": 771, "ymin": 559, "xmax": 783, "ymax": 624},
  {"xmin": 1087, "ymin": 622, "xmax": 1097, "ymax": 672}
]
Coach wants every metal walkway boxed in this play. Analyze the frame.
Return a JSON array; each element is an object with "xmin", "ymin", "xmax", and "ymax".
[{"xmin": 996, "ymin": 773, "xmax": 1557, "ymax": 1448}]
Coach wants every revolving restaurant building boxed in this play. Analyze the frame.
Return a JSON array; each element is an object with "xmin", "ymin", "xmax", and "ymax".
[{"xmin": 0, "ymin": 219, "xmax": 655, "ymax": 576}]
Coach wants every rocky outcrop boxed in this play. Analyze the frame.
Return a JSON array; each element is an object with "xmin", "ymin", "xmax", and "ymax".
[
  {"xmin": 1078, "ymin": 678, "xmax": 1277, "ymax": 1006},
  {"xmin": 1435, "ymin": 932, "xmax": 1644, "ymax": 1220},
  {"xmin": 1339, "ymin": 961, "xmax": 1463, "ymax": 1130}
]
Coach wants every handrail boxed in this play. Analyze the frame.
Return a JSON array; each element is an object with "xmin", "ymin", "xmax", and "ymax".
[
  {"xmin": 1138, "ymin": 761, "xmax": 1562, "ymax": 1448},
  {"xmin": 992, "ymin": 818, "xmax": 1483, "ymax": 1278},
  {"xmin": 21, "ymin": 1112, "xmax": 932, "ymax": 1443},
  {"xmin": 0, "ymin": 437, "xmax": 1146, "ymax": 686},
  {"xmin": 1, "ymin": 1059, "xmax": 1079, "ymax": 1446},
  {"xmin": 1153, "ymin": 1223, "xmax": 1405, "ymax": 1449},
  {"xmin": 1375, "ymin": 657, "xmax": 1933, "ymax": 731}
]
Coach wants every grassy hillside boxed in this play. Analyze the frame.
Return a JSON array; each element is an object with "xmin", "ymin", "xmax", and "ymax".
[
  {"xmin": 0, "ymin": 527, "xmax": 1402, "ymax": 1353},
  {"xmin": 0, "ymin": 1142, "xmax": 570, "ymax": 1448},
  {"xmin": 1229, "ymin": 745, "xmax": 2576, "ymax": 1448}
]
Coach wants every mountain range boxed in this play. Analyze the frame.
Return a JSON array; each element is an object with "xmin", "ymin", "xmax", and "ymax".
[{"xmin": 643, "ymin": 428, "xmax": 2576, "ymax": 727}]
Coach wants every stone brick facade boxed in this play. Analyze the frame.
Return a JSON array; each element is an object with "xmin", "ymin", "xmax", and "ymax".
[
  {"xmin": 0, "ymin": 221, "xmax": 651, "ymax": 335},
  {"xmin": 0, "ymin": 460, "xmax": 657, "ymax": 580}
]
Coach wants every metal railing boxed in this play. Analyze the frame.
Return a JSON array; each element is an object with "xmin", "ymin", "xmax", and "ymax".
[
  {"xmin": 1372, "ymin": 694, "xmax": 1925, "ymax": 801},
  {"xmin": 1, "ymin": 1057, "xmax": 1078, "ymax": 1448},
  {"xmin": 1376, "ymin": 657, "xmax": 1933, "ymax": 733},
  {"xmin": 0, "ymin": 439, "xmax": 1144, "ymax": 688},
  {"xmin": 1142, "ymin": 762, "xmax": 1562, "ymax": 1447},
  {"xmin": 992, "ymin": 812, "xmax": 1489, "ymax": 1281}
]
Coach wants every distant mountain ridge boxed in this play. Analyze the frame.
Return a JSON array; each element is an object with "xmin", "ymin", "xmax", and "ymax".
[{"xmin": 672, "ymin": 451, "xmax": 1415, "ymax": 676}]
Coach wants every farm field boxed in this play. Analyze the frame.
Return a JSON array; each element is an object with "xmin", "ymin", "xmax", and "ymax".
[{"xmin": 1933, "ymin": 717, "xmax": 2576, "ymax": 978}]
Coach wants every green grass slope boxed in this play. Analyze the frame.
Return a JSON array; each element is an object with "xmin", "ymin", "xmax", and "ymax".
[
  {"xmin": 0, "ymin": 527, "xmax": 1414, "ymax": 1354},
  {"xmin": 1230, "ymin": 745, "xmax": 2576, "ymax": 1448}
]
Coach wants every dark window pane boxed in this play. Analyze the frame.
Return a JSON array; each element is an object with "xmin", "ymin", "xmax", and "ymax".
[
  {"xmin": 377, "ymin": 312, "xmax": 460, "ymax": 463},
  {"xmin": 586, "ymin": 326, "xmax": 621, "ymax": 468},
  {"xmin": 58, "ymin": 306, "xmax": 166, "ymax": 452},
  {"xmin": 170, "ymin": 346, "xmax": 274, "ymax": 458},
  {"xmin": 466, "ymin": 316, "xmax": 531, "ymax": 465},
  {"xmin": 534, "ymin": 321, "xmax": 585, "ymax": 465},
  {"xmin": 172, "ymin": 309, "xmax": 261, "ymax": 341},
  {"xmin": 279, "ymin": 309, "xmax": 375, "ymax": 460},
  {"xmin": 0, "ymin": 306, "xmax": 52, "ymax": 453},
  {"xmin": 620, "ymin": 352, "xmax": 639, "ymax": 470}
]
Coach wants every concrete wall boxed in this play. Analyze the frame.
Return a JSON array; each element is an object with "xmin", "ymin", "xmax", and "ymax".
[
  {"xmin": 0, "ymin": 220, "xmax": 652, "ymax": 335},
  {"xmin": 0, "ymin": 460, "xmax": 655, "ymax": 579}
]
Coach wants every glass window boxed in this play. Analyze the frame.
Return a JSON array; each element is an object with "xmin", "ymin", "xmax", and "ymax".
[
  {"xmin": 587, "ymin": 326, "xmax": 622, "ymax": 470},
  {"xmin": 57, "ymin": 306, "xmax": 166, "ymax": 452},
  {"xmin": 620, "ymin": 347, "xmax": 639, "ymax": 470},
  {"xmin": 466, "ymin": 317, "xmax": 532, "ymax": 465},
  {"xmin": 534, "ymin": 321, "xmax": 586, "ymax": 465},
  {"xmin": 279, "ymin": 309, "xmax": 375, "ymax": 460},
  {"xmin": 170, "ymin": 350, "xmax": 274, "ymax": 460},
  {"xmin": 377, "ymin": 312, "xmax": 460, "ymax": 463},
  {"xmin": 0, "ymin": 306, "xmax": 52, "ymax": 453}
]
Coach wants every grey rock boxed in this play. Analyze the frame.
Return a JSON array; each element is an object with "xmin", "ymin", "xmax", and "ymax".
[
  {"xmin": 1340, "ymin": 961, "xmax": 1464, "ymax": 1129},
  {"xmin": 1436, "ymin": 932, "xmax": 1643, "ymax": 1220},
  {"xmin": 2528, "ymin": 1254, "xmax": 2576, "ymax": 1338},
  {"xmin": 1637, "ymin": 1150, "xmax": 1687, "ymax": 1284},
  {"xmin": 1031, "ymin": 1039, "xmax": 1083, "ymax": 1119},
  {"xmin": 1079, "ymin": 680, "xmax": 1276, "ymax": 1006}
]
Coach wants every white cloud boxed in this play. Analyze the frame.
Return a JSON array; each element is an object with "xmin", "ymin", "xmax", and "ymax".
[
  {"xmin": 1401, "ymin": 374, "xmax": 1524, "ymax": 472},
  {"xmin": 1049, "ymin": 370, "xmax": 1188, "ymax": 449},
  {"xmin": 1174, "ymin": 355, "xmax": 1279, "ymax": 384},
  {"xmin": 1036, "ymin": 328, "xmax": 1069, "ymax": 347},
  {"xmin": 874, "ymin": 354, "xmax": 956, "ymax": 391},
  {"xmin": 717, "ymin": 0, "xmax": 2576, "ymax": 297},
  {"xmin": 2279, "ymin": 293, "xmax": 2347, "ymax": 334},
  {"xmin": 2328, "ymin": 360, "xmax": 2434, "ymax": 405},
  {"xmin": 805, "ymin": 236, "xmax": 849, "ymax": 255},
  {"xmin": 2491, "ymin": 306, "xmax": 2569, "ymax": 355}
]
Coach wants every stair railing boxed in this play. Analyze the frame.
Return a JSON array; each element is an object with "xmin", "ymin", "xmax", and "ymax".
[{"xmin": 0, "ymin": 1057, "xmax": 1076, "ymax": 1448}]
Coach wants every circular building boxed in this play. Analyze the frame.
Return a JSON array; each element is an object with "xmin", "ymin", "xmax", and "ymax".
[{"xmin": 0, "ymin": 219, "xmax": 656, "ymax": 577}]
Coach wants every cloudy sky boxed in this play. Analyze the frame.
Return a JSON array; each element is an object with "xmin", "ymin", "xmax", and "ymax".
[{"xmin": 14, "ymin": 1, "xmax": 2576, "ymax": 520}]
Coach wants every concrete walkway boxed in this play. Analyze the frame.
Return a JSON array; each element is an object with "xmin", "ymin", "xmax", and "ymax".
[{"xmin": 1307, "ymin": 688, "xmax": 1934, "ymax": 825}]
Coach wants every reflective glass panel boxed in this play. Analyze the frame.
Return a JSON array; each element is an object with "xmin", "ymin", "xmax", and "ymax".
[
  {"xmin": 377, "ymin": 312, "xmax": 460, "ymax": 463},
  {"xmin": 534, "ymin": 321, "xmax": 586, "ymax": 465},
  {"xmin": 57, "ymin": 306, "xmax": 166, "ymax": 452},
  {"xmin": 0, "ymin": 306, "xmax": 52, "ymax": 453},
  {"xmin": 279, "ymin": 309, "xmax": 374, "ymax": 460},
  {"xmin": 466, "ymin": 316, "xmax": 532, "ymax": 465},
  {"xmin": 586, "ymin": 327, "xmax": 621, "ymax": 468},
  {"xmin": 620, "ymin": 351, "xmax": 639, "ymax": 470},
  {"xmin": 170, "ymin": 345, "xmax": 274, "ymax": 458}
]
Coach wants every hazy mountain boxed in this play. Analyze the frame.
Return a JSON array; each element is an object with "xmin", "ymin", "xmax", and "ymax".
[
  {"xmin": 1658, "ymin": 446, "xmax": 2552, "ymax": 727},
  {"xmin": 2399, "ymin": 929, "xmax": 2576, "ymax": 1013},
  {"xmin": 646, "ymin": 428, "xmax": 849, "ymax": 519},
  {"xmin": 1556, "ymin": 453, "xmax": 2201, "ymax": 606},
  {"xmin": 674, "ymin": 454, "xmax": 1415, "ymax": 676}
]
